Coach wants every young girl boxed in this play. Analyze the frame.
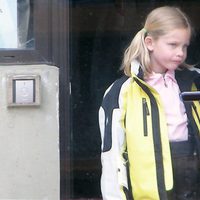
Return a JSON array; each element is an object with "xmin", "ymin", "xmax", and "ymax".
[{"xmin": 99, "ymin": 6, "xmax": 200, "ymax": 200}]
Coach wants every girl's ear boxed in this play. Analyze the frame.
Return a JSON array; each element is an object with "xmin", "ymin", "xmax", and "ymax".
[{"xmin": 144, "ymin": 36, "xmax": 154, "ymax": 51}]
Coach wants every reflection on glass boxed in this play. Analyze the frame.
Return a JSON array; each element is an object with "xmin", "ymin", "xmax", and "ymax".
[
  {"xmin": 0, "ymin": 0, "xmax": 34, "ymax": 49},
  {"xmin": 18, "ymin": 0, "xmax": 34, "ymax": 48}
]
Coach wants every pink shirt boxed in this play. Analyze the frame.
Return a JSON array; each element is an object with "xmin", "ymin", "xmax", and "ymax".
[{"xmin": 145, "ymin": 70, "xmax": 188, "ymax": 141}]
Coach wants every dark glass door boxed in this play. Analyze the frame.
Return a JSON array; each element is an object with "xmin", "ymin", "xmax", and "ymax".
[{"xmin": 69, "ymin": 0, "xmax": 200, "ymax": 199}]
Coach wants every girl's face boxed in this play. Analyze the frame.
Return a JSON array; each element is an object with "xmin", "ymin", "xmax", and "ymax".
[{"xmin": 145, "ymin": 28, "xmax": 191, "ymax": 73}]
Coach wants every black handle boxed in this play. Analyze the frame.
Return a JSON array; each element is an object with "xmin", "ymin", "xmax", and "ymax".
[{"xmin": 180, "ymin": 91, "xmax": 200, "ymax": 101}]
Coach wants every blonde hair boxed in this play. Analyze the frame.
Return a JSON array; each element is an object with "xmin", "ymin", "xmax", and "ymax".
[{"xmin": 122, "ymin": 6, "xmax": 193, "ymax": 76}]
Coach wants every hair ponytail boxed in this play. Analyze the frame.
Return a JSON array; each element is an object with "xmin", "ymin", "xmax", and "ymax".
[{"xmin": 122, "ymin": 29, "xmax": 150, "ymax": 76}]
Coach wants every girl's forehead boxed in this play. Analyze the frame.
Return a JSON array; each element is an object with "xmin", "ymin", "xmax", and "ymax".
[{"xmin": 161, "ymin": 28, "xmax": 191, "ymax": 40}]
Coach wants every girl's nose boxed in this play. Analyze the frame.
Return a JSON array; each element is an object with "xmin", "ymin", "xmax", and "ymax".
[{"xmin": 177, "ymin": 47, "xmax": 185, "ymax": 57}]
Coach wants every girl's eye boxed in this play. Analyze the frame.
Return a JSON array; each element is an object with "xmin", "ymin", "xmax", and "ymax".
[{"xmin": 169, "ymin": 43, "xmax": 177, "ymax": 47}]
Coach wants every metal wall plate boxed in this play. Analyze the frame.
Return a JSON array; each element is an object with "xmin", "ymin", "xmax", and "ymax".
[{"xmin": 7, "ymin": 74, "xmax": 41, "ymax": 107}]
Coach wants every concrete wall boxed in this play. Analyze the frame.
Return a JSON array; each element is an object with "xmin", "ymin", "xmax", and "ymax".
[{"xmin": 0, "ymin": 64, "xmax": 59, "ymax": 199}]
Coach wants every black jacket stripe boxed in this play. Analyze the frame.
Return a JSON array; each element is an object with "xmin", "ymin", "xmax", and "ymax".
[
  {"xmin": 101, "ymin": 75, "xmax": 129, "ymax": 152},
  {"xmin": 134, "ymin": 77, "xmax": 168, "ymax": 200}
]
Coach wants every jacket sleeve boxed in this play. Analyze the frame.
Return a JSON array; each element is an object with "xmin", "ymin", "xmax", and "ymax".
[{"xmin": 98, "ymin": 84, "xmax": 128, "ymax": 200}]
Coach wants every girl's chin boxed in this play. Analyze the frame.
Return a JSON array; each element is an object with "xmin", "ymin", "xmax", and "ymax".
[{"xmin": 167, "ymin": 64, "xmax": 180, "ymax": 70}]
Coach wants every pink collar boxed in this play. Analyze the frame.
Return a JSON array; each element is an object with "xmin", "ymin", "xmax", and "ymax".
[{"xmin": 145, "ymin": 70, "xmax": 176, "ymax": 85}]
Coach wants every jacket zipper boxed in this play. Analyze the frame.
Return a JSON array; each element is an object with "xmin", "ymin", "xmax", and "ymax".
[
  {"xmin": 142, "ymin": 98, "xmax": 150, "ymax": 136},
  {"xmin": 192, "ymin": 103, "xmax": 200, "ymax": 124}
]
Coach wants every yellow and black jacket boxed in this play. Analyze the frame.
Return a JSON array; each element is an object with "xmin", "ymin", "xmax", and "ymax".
[{"xmin": 99, "ymin": 61, "xmax": 200, "ymax": 200}]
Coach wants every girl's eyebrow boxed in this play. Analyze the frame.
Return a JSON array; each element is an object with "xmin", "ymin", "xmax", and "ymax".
[{"xmin": 167, "ymin": 39, "xmax": 190, "ymax": 44}]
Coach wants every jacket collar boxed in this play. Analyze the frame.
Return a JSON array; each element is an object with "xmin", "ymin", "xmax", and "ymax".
[
  {"xmin": 131, "ymin": 60, "xmax": 200, "ymax": 91},
  {"xmin": 175, "ymin": 68, "xmax": 200, "ymax": 92},
  {"xmin": 131, "ymin": 60, "xmax": 144, "ymax": 80}
]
